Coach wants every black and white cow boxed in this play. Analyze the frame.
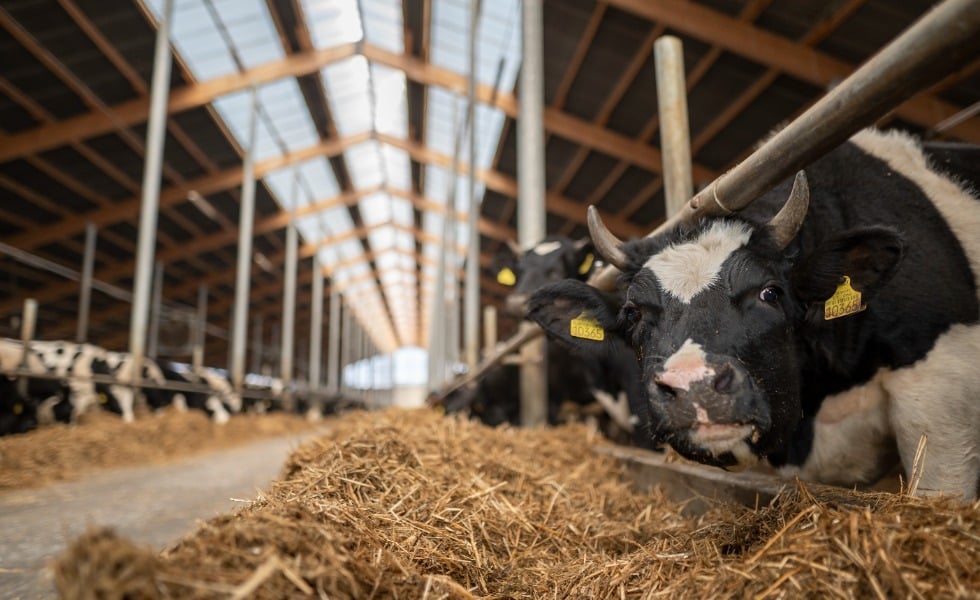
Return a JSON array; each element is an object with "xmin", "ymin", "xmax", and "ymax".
[
  {"xmin": 157, "ymin": 362, "xmax": 240, "ymax": 424},
  {"xmin": 451, "ymin": 236, "xmax": 646, "ymax": 440},
  {"xmin": 528, "ymin": 129, "xmax": 980, "ymax": 499}
]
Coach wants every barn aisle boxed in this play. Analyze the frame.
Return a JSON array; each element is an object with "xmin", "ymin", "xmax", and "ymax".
[{"xmin": 0, "ymin": 431, "xmax": 317, "ymax": 599}]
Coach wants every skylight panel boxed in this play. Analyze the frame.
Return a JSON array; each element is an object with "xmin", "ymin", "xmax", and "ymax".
[
  {"xmin": 211, "ymin": 90, "xmax": 283, "ymax": 162},
  {"xmin": 263, "ymin": 167, "xmax": 302, "ymax": 211},
  {"xmin": 141, "ymin": 0, "xmax": 237, "ymax": 80},
  {"xmin": 320, "ymin": 206, "xmax": 355, "ymax": 235},
  {"xmin": 360, "ymin": 191, "xmax": 392, "ymax": 227},
  {"xmin": 322, "ymin": 56, "xmax": 373, "ymax": 136},
  {"xmin": 371, "ymin": 64, "xmax": 407, "ymax": 137},
  {"xmin": 295, "ymin": 214, "xmax": 325, "ymax": 243},
  {"xmin": 423, "ymin": 164, "xmax": 451, "ymax": 205},
  {"xmin": 389, "ymin": 196, "xmax": 413, "ymax": 227},
  {"xmin": 257, "ymin": 80, "xmax": 319, "ymax": 153},
  {"xmin": 425, "ymin": 87, "xmax": 462, "ymax": 157},
  {"xmin": 380, "ymin": 145, "xmax": 411, "ymax": 192},
  {"xmin": 367, "ymin": 225, "xmax": 396, "ymax": 252},
  {"xmin": 346, "ymin": 148, "xmax": 384, "ymax": 192},
  {"xmin": 375, "ymin": 250, "xmax": 401, "ymax": 270},
  {"xmin": 211, "ymin": 0, "xmax": 283, "ymax": 69},
  {"xmin": 301, "ymin": 0, "xmax": 364, "ymax": 49},
  {"xmin": 297, "ymin": 159, "xmax": 341, "ymax": 201},
  {"xmin": 360, "ymin": 0, "xmax": 403, "ymax": 53}
]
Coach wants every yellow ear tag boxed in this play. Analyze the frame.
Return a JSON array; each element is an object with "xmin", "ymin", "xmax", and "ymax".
[
  {"xmin": 824, "ymin": 276, "xmax": 866, "ymax": 320},
  {"xmin": 570, "ymin": 312, "xmax": 605, "ymax": 341},
  {"xmin": 578, "ymin": 253, "xmax": 595, "ymax": 275},
  {"xmin": 98, "ymin": 393, "xmax": 108, "ymax": 404},
  {"xmin": 13, "ymin": 403, "xmax": 22, "ymax": 415},
  {"xmin": 497, "ymin": 267, "xmax": 516, "ymax": 286}
]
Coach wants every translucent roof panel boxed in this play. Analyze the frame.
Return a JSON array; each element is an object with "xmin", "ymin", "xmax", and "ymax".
[
  {"xmin": 367, "ymin": 225, "xmax": 396, "ymax": 251},
  {"xmin": 209, "ymin": 0, "xmax": 284, "ymax": 69},
  {"xmin": 429, "ymin": 0, "xmax": 521, "ymax": 88},
  {"xmin": 425, "ymin": 87, "xmax": 462, "ymax": 158},
  {"xmin": 345, "ymin": 141, "xmax": 385, "ymax": 189},
  {"xmin": 361, "ymin": 0, "xmax": 404, "ymax": 54},
  {"xmin": 379, "ymin": 144, "xmax": 411, "ymax": 192},
  {"xmin": 256, "ymin": 79, "xmax": 320, "ymax": 154},
  {"xmin": 371, "ymin": 64, "xmax": 408, "ymax": 138},
  {"xmin": 212, "ymin": 90, "xmax": 284, "ymax": 162},
  {"xmin": 143, "ymin": 0, "xmax": 237, "ymax": 80},
  {"xmin": 301, "ymin": 0, "xmax": 364, "ymax": 49},
  {"xmin": 321, "ymin": 56, "xmax": 373, "ymax": 136},
  {"xmin": 360, "ymin": 192, "xmax": 393, "ymax": 227}
]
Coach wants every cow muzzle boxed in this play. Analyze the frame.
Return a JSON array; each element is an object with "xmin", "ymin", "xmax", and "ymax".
[{"xmin": 649, "ymin": 354, "xmax": 766, "ymax": 465}]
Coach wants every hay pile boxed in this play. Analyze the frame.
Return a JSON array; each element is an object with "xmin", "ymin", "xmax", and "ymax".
[
  {"xmin": 55, "ymin": 408, "xmax": 979, "ymax": 598},
  {"xmin": 0, "ymin": 408, "xmax": 316, "ymax": 490}
]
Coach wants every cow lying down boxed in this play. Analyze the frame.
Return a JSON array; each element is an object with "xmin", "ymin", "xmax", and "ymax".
[{"xmin": 528, "ymin": 129, "xmax": 980, "ymax": 499}]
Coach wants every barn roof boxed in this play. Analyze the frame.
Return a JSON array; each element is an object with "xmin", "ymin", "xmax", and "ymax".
[{"xmin": 0, "ymin": 0, "xmax": 977, "ymax": 369}]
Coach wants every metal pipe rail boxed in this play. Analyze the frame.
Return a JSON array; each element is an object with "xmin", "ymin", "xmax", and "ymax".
[{"xmin": 590, "ymin": 0, "xmax": 980, "ymax": 291}]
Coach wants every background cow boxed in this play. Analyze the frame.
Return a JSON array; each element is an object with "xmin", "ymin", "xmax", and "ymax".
[
  {"xmin": 528, "ymin": 129, "xmax": 980, "ymax": 499},
  {"xmin": 447, "ymin": 236, "xmax": 646, "ymax": 444}
]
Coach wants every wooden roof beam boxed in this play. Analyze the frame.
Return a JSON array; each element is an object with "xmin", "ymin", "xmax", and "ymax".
[{"xmin": 605, "ymin": 0, "xmax": 980, "ymax": 143}]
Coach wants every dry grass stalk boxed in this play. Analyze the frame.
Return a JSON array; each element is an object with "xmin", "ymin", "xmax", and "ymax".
[{"xmin": 54, "ymin": 408, "xmax": 980, "ymax": 599}]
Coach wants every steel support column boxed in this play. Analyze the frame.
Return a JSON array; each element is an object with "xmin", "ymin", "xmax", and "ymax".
[
  {"xmin": 76, "ymin": 222, "xmax": 97, "ymax": 344},
  {"xmin": 309, "ymin": 257, "xmax": 324, "ymax": 393},
  {"xmin": 518, "ymin": 0, "xmax": 548, "ymax": 427},
  {"xmin": 147, "ymin": 261, "xmax": 164, "ymax": 359},
  {"xmin": 230, "ymin": 88, "xmax": 259, "ymax": 391},
  {"xmin": 128, "ymin": 0, "xmax": 173, "ymax": 381},
  {"xmin": 192, "ymin": 284, "xmax": 207, "ymax": 371},
  {"xmin": 281, "ymin": 204, "xmax": 298, "ymax": 402},
  {"xmin": 327, "ymin": 286, "xmax": 341, "ymax": 396}
]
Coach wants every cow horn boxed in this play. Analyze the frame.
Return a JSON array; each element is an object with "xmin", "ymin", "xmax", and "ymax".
[
  {"xmin": 768, "ymin": 171, "xmax": 810, "ymax": 249},
  {"xmin": 587, "ymin": 206, "xmax": 629, "ymax": 270},
  {"xmin": 506, "ymin": 239, "xmax": 523, "ymax": 256}
]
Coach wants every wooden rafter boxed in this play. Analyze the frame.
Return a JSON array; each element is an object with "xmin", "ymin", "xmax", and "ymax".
[{"xmin": 604, "ymin": 0, "xmax": 980, "ymax": 143}]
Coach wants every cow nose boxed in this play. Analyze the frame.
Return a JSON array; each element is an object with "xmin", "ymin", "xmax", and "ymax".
[{"xmin": 654, "ymin": 361, "xmax": 742, "ymax": 396}]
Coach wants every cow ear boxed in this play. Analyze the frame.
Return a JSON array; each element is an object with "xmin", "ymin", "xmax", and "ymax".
[
  {"xmin": 792, "ymin": 226, "xmax": 905, "ymax": 306},
  {"xmin": 573, "ymin": 237, "xmax": 597, "ymax": 277},
  {"xmin": 527, "ymin": 279, "xmax": 619, "ymax": 355},
  {"xmin": 491, "ymin": 248, "xmax": 519, "ymax": 287}
]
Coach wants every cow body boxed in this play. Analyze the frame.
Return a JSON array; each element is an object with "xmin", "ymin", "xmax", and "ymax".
[{"xmin": 528, "ymin": 129, "xmax": 980, "ymax": 498}]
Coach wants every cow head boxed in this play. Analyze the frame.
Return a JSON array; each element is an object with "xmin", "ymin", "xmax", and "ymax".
[
  {"xmin": 528, "ymin": 172, "xmax": 905, "ymax": 469},
  {"xmin": 494, "ymin": 236, "xmax": 596, "ymax": 317}
]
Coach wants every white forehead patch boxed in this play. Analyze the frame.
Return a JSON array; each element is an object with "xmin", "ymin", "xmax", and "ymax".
[
  {"xmin": 533, "ymin": 241, "xmax": 562, "ymax": 256},
  {"xmin": 644, "ymin": 221, "xmax": 752, "ymax": 303}
]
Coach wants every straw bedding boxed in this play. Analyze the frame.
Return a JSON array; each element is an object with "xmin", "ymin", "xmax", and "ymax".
[
  {"xmin": 0, "ymin": 408, "xmax": 316, "ymax": 490},
  {"xmin": 54, "ymin": 408, "xmax": 979, "ymax": 599}
]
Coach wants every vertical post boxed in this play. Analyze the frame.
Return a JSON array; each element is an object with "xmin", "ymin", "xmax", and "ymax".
[
  {"xmin": 192, "ymin": 284, "xmax": 207, "ymax": 371},
  {"xmin": 147, "ymin": 261, "xmax": 164, "ymax": 360},
  {"xmin": 309, "ymin": 257, "xmax": 324, "ymax": 393},
  {"xmin": 327, "ymin": 286, "xmax": 341, "ymax": 396},
  {"xmin": 250, "ymin": 315, "xmax": 264, "ymax": 375},
  {"xmin": 280, "ymin": 205, "xmax": 298, "ymax": 402},
  {"xmin": 518, "ymin": 0, "xmax": 548, "ymax": 427},
  {"xmin": 340, "ymin": 303, "xmax": 351, "ymax": 397},
  {"xmin": 654, "ymin": 36, "xmax": 693, "ymax": 217},
  {"xmin": 76, "ymin": 222, "xmax": 97, "ymax": 344},
  {"xmin": 128, "ymin": 0, "xmax": 173, "ymax": 382},
  {"xmin": 482, "ymin": 304, "xmax": 497, "ymax": 358},
  {"xmin": 388, "ymin": 349, "xmax": 395, "ymax": 406},
  {"xmin": 463, "ymin": 0, "xmax": 481, "ymax": 371},
  {"xmin": 17, "ymin": 299, "xmax": 37, "ymax": 397},
  {"xmin": 230, "ymin": 87, "xmax": 260, "ymax": 391}
]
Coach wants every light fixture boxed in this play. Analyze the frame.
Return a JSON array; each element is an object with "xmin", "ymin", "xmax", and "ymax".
[{"xmin": 187, "ymin": 190, "xmax": 220, "ymax": 221}]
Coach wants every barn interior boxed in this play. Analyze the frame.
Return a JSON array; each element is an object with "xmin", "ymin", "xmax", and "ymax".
[
  {"xmin": 1, "ymin": 0, "xmax": 977, "ymax": 405},
  {"xmin": 2, "ymin": 1, "xmax": 980, "ymax": 597}
]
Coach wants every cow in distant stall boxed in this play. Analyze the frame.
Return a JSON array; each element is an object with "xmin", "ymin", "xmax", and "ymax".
[
  {"xmin": 157, "ymin": 362, "xmax": 240, "ymax": 424},
  {"xmin": 448, "ymin": 236, "xmax": 647, "ymax": 443},
  {"xmin": 528, "ymin": 129, "xmax": 980, "ymax": 499}
]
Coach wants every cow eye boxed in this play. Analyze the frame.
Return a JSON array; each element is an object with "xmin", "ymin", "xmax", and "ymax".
[
  {"xmin": 621, "ymin": 302, "xmax": 641, "ymax": 326},
  {"xmin": 758, "ymin": 286, "xmax": 780, "ymax": 304}
]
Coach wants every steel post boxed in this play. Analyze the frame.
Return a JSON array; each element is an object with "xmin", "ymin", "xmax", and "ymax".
[
  {"xmin": 17, "ymin": 299, "xmax": 37, "ymax": 397},
  {"xmin": 251, "ymin": 315, "xmax": 264, "ymax": 375},
  {"xmin": 281, "ymin": 213, "xmax": 298, "ymax": 397},
  {"xmin": 147, "ymin": 261, "xmax": 163, "ymax": 360},
  {"xmin": 463, "ymin": 0, "xmax": 481, "ymax": 371},
  {"xmin": 76, "ymin": 222, "xmax": 97, "ymax": 343},
  {"xmin": 128, "ymin": 0, "xmax": 173, "ymax": 382},
  {"xmin": 192, "ymin": 284, "xmax": 207, "ymax": 371},
  {"xmin": 309, "ymin": 257, "xmax": 324, "ymax": 393},
  {"xmin": 327, "ymin": 286, "xmax": 341, "ymax": 396},
  {"xmin": 518, "ymin": 0, "xmax": 548, "ymax": 427},
  {"xmin": 230, "ymin": 88, "xmax": 259, "ymax": 391},
  {"xmin": 482, "ymin": 304, "xmax": 497, "ymax": 358}
]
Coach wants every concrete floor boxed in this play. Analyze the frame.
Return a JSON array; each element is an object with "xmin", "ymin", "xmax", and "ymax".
[{"xmin": 0, "ymin": 432, "xmax": 314, "ymax": 599}]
